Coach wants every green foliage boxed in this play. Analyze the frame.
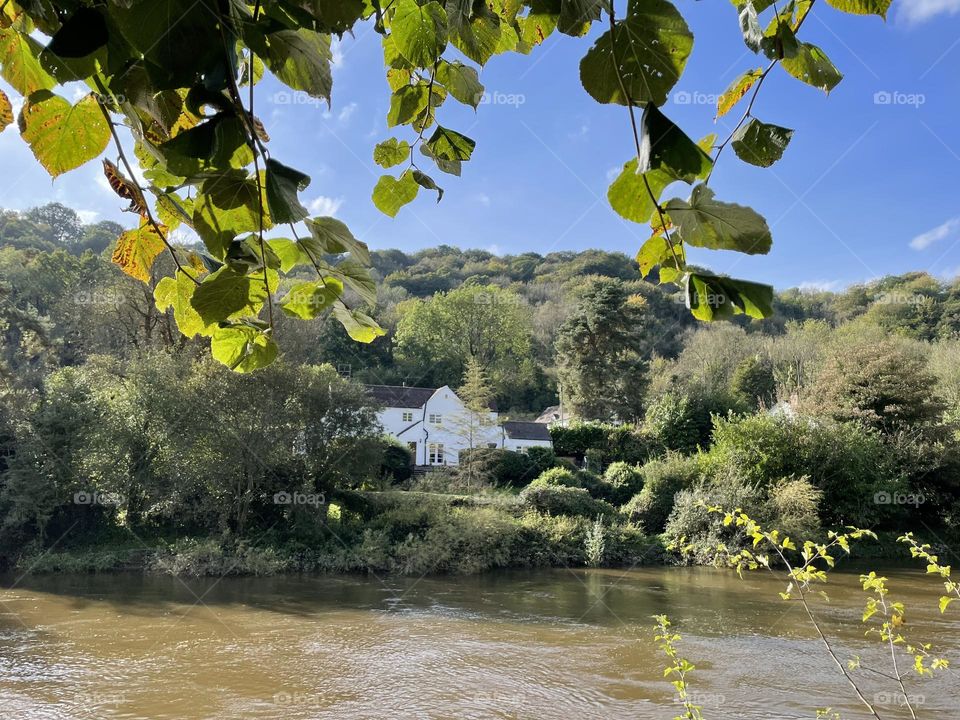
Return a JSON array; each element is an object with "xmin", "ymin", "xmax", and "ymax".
[
  {"xmin": 623, "ymin": 454, "xmax": 703, "ymax": 533},
  {"xmin": 519, "ymin": 482, "xmax": 615, "ymax": 519},
  {"xmin": 600, "ymin": 462, "xmax": 645, "ymax": 505},
  {"xmin": 456, "ymin": 447, "xmax": 543, "ymax": 487}
]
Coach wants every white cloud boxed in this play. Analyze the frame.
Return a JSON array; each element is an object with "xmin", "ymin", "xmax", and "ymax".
[
  {"xmin": 487, "ymin": 244, "xmax": 502, "ymax": 256},
  {"xmin": 307, "ymin": 196, "xmax": 344, "ymax": 216},
  {"xmin": 899, "ymin": 0, "xmax": 960, "ymax": 23},
  {"xmin": 77, "ymin": 209, "xmax": 99, "ymax": 224},
  {"xmin": 338, "ymin": 102, "xmax": 357, "ymax": 123},
  {"xmin": 473, "ymin": 193, "xmax": 491, "ymax": 207},
  {"xmin": 909, "ymin": 217, "xmax": 960, "ymax": 250},
  {"xmin": 798, "ymin": 280, "xmax": 840, "ymax": 293},
  {"xmin": 331, "ymin": 38, "xmax": 345, "ymax": 68}
]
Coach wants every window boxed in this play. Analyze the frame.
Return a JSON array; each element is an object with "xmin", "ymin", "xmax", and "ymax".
[
  {"xmin": 428, "ymin": 443, "xmax": 445, "ymax": 464},
  {"xmin": 429, "ymin": 414, "xmax": 442, "ymax": 424},
  {"xmin": 402, "ymin": 411, "xmax": 413, "ymax": 422},
  {"xmin": 486, "ymin": 443, "xmax": 497, "ymax": 449}
]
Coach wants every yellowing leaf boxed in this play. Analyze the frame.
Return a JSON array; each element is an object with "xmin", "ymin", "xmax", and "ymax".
[
  {"xmin": 716, "ymin": 68, "xmax": 763, "ymax": 119},
  {"xmin": 19, "ymin": 90, "xmax": 109, "ymax": 177},
  {"xmin": 0, "ymin": 27, "xmax": 55, "ymax": 96},
  {"xmin": 0, "ymin": 89, "xmax": 12, "ymax": 132},
  {"xmin": 112, "ymin": 222, "xmax": 168, "ymax": 283}
]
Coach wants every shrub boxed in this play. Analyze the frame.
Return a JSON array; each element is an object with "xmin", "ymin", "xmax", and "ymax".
[
  {"xmin": 457, "ymin": 447, "xmax": 539, "ymax": 487},
  {"xmin": 533, "ymin": 467, "xmax": 581, "ymax": 487},
  {"xmin": 550, "ymin": 421, "xmax": 612, "ymax": 457},
  {"xmin": 764, "ymin": 477, "xmax": 822, "ymax": 539},
  {"xmin": 730, "ymin": 355, "xmax": 776, "ymax": 409},
  {"xmin": 600, "ymin": 462, "xmax": 644, "ymax": 505},
  {"xmin": 644, "ymin": 392, "xmax": 700, "ymax": 454},
  {"xmin": 551, "ymin": 421, "xmax": 652, "ymax": 465},
  {"xmin": 622, "ymin": 454, "xmax": 703, "ymax": 533},
  {"xmin": 379, "ymin": 436, "xmax": 413, "ymax": 483},
  {"xmin": 707, "ymin": 413, "xmax": 903, "ymax": 527},
  {"xmin": 664, "ymin": 480, "xmax": 762, "ymax": 563},
  {"xmin": 519, "ymin": 483, "xmax": 615, "ymax": 518}
]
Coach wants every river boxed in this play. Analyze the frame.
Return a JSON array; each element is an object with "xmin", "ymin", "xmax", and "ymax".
[{"xmin": 1, "ymin": 567, "xmax": 957, "ymax": 719}]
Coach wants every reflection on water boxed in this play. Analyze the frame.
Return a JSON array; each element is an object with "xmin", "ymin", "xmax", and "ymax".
[{"xmin": 0, "ymin": 567, "xmax": 956, "ymax": 719}]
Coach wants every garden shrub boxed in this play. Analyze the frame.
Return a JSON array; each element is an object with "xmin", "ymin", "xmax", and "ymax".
[
  {"xmin": 457, "ymin": 448, "xmax": 540, "ymax": 487},
  {"xmin": 532, "ymin": 467, "xmax": 581, "ymax": 487},
  {"xmin": 379, "ymin": 436, "xmax": 413, "ymax": 483},
  {"xmin": 622, "ymin": 454, "xmax": 703, "ymax": 533},
  {"xmin": 599, "ymin": 462, "xmax": 644, "ymax": 505},
  {"xmin": 519, "ymin": 483, "xmax": 615, "ymax": 518},
  {"xmin": 664, "ymin": 480, "xmax": 762, "ymax": 563},
  {"xmin": 763, "ymin": 477, "xmax": 822, "ymax": 539}
]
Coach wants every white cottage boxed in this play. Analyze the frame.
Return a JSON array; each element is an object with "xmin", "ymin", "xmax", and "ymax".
[{"xmin": 365, "ymin": 384, "xmax": 553, "ymax": 466}]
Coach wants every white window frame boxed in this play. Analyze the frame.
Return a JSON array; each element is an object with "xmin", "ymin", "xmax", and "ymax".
[
  {"xmin": 401, "ymin": 411, "xmax": 414, "ymax": 422},
  {"xmin": 428, "ymin": 443, "xmax": 445, "ymax": 464},
  {"xmin": 429, "ymin": 413, "xmax": 443, "ymax": 424}
]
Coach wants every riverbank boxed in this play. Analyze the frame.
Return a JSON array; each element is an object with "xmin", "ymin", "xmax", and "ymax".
[{"xmin": 9, "ymin": 490, "xmax": 919, "ymax": 577}]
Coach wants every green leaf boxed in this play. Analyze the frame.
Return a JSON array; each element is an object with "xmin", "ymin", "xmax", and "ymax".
[
  {"xmin": 191, "ymin": 266, "xmax": 270, "ymax": 325},
  {"xmin": 155, "ymin": 271, "xmax": 213, "ymax": 338},
  {"xmin": 211, "ymin": 325, "xmax": 278, "ymax": 372},
  {"xmin": 781, "ymin": 43, "xmax": 843, "ymax": 93},
  {"xmin": 18, "ymin": 91, "xmax": 109, "ymax": 177},
  {"xmin": 279, "ymin": 278, "xmax": 344, "ymax": 319},
  {"xmin": 825, "ymin": 0, "xmax": 890, "ymax": 17},
  {"xmin": 435, "ymin": 60, "xmax": 484, "ymax": 108},
  {"xmin": 112, "ymin": 221, "xmax": 167, "ymax": 283},
  {"xmin": 579, "ymin": 0, "xmax": 693, "ymax": 106},
  {"xmin": 391, "ymin": 0, "xmax": 448, "ymax": 67},
  {"xmin": 738, "ymin": 1, "xmax": 763, "ymax": 52},
  {"xmin": 664, "ymin": 184, "xmax": 772, "ymax": 255},
  {"xmin": 267, "ymin": 238, "xmax": 305, "ymax": 272},
  {"xmin": 422, "ymin": 126, "xmax": 475, "ymax": 176},
  {"xmin": 322, "ymin": 258, "xmax": 378, "ymax": 306},
  {"xmin": 0, "ymin": 27, "xmax": 55, "ymax": 96},
  {"xmin": 374, "ymin": 138, "xmax": 410, "ymax": 168},
  {"xmin": 265, "ymin": 158, "xmax": 311, "ymax": 224},
  {"xmin": 716, "ymin": 68, "xmax": 763, "ymax": 119},
  {"xmin": 333, "ymin": 306, "xmax": 386, "ymax": 343},
  {"xmin": 255, "ymin": 29, "xmax": 333, "ymax": 101},
  {"xmin": 157, "ymin": 115, "xmax": 254, "ymax": 176},
  {"xmin": 558, "ymin": 0, "xmax": 607, "ymax": 36},
  {"xmin": 639, "ymin": 104, "xmax": 713, "ymax": 183},
  {"xmin": 372, "ymin": 170, "xmax": 420, "ymax": 217},
  {"xmin": 304, "ymin": 217, "xmax": 370, "ymax": 264},
  {"xmin": 40, "ymin": 6, "xmax": 108, "ymax": 81},
  {"xmin": 636, "ymin": 234, "xmax": 684, "ymax": 278},
  {"xmin": 448, "ymin": 5, "xmax": 502, "ymax": 65},
  {"xmin": 608, "ymin": 158, "xmax": 675, "ymax": 224},
  {"xmin": 387, "ymin": 84, "xmax": 430, "ymax": 127},
  {"xmin": 412, "ymin": 169, "xmax": 444, "ymax": 202},
  {"xmin": 193, "ymin": 171, "xmax": 271, "ymax": 260},
  {"xmin": 731, "ymin": 118, "xmax": 794, "ymax": 167},
  {"xmin": 685, "ymin": 272, "xmax": 774, "ymax": 321}
]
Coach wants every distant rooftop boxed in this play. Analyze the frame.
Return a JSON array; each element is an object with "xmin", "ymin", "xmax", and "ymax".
[
  {"xmin": 364, "ymin": 385, "xmax": 437, "ymax": 409},
  {"xmin": 502, "ymin": 421, "xmax": 552, "ymax": 442}
]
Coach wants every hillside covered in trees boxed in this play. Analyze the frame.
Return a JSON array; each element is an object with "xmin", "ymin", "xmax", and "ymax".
[{"xmin": 2, "ymin": 203, "xmax": 959, "ymax": 574}]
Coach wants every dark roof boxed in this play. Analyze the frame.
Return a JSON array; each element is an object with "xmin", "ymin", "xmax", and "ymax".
[
  {"xmin": 503, "ymin": 421, "xmax": 553, "ymax": 442},
  {"xmin": 364, "ymin": 385, "xmax": 436, "ymax": 409}
]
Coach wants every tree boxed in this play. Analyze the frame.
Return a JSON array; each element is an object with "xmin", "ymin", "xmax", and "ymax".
[
  {"xmin": 25, "ymin": 203, "xmax": 83, "ymax": 246},
  {"xmin": 555, "ymin": 279, "xmax": 651, "ymax": 422},
  {"xmin": 0, "ymin": 1, "xmax": 888, "ymax": 371},
  {"xmin": 394, "ymin": 284, "xmax": 533, "ymax": 396},
  {"xmin": 451, "ymin": 357, "xmax": 497, "ymax": 486},
  {"xmin": 803, "ymin": 337, "xmax": 945, "ymax": 435}
]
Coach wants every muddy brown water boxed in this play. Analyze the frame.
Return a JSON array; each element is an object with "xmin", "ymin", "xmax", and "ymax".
[{"xmin": 0, "ymin": 567, "xmax": 957, "ymax": 719}]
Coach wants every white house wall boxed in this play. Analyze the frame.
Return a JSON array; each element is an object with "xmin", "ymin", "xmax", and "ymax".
[{"xmin": 376, "ymin": 386, "xmax": 501, "ymax": 466}]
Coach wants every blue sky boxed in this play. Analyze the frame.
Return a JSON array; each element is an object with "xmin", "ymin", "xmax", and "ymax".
[{"xmin": 2, "ymin": 0, "xmax": 960, "ymax": 291}]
